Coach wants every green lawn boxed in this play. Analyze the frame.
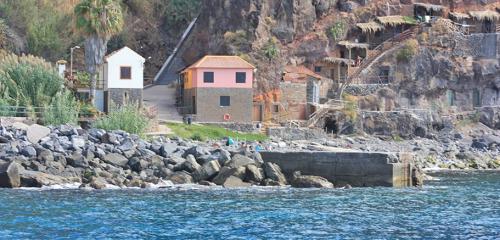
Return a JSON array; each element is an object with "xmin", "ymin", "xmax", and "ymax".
[{"xmin": 166, "ymin": 122, "xmax": 268, "ymax": 142}]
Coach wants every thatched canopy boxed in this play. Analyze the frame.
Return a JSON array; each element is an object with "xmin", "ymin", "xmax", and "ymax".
[
  {"xmin": 322, "ymin": 57, "xmax": 354, "ymax": 65},
  {"xmin": 356, "ymin": 22, "xmax": 385, "ymax": 33},
  {"xmin": 376, "ymin": 15, "xmax": 417, "ymax": 27},
  {"xmin": 449, "ymin": 12, "xmax": 470, "ymax": 21},
  {"xmin": 414, "ymin": 3, "xmax": 444, "ymax": 13},
  {"xmin": 337, "ymin": 41, "xmax": 370, "ymax": 49},
  {"xmin": 469, "ymin": 10, "xmax": 500, "ymax": 21}
]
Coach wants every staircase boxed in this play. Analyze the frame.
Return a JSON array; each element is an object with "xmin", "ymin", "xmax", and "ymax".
[
  {"xmin": 153, "ymin": 16, "xmax": 199, "ymax": 85},
  {"xmin": 306, "ymin": 99, "xmax": 345, "ymax": 127},
  {"xmin": 346, "ymin": 26, "xmax": 418, "ymax": 85}
]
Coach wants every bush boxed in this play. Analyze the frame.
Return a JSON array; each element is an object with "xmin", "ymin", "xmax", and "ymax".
[
  {"xmin": 164, "ymin": 0, "xmax": 201, "ymax": 26},
  {"xmin": 43, "ymin": 90, "xmax": 80, "ymax": 125},
  {"xmin": 0, "ymin": 52, "xmax": 64, "ymax": 111},
  {"xmin": 262, "ymin": 38, "xmax": 279, "ymax": 60},
  {"xmin": 396, "ymin": 39, "xmax": 419, "ymax": 62},
  {"xmin": 328, "ymin": 20, "xmax": 346, "ymax": 42},
  {"xmin": 93, "ymin": 103, "xmax": 150, "ymax": 135}
]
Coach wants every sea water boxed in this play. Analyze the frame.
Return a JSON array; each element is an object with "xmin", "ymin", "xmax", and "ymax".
[{"xmin": 0, "ymin": 171, "xmax": 498, "ymax": 239}]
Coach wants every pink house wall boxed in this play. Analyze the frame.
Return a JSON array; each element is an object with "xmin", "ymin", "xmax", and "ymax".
[{"xmin": 193, "ymin": 68, "xmax": 253, "ymax": 88}]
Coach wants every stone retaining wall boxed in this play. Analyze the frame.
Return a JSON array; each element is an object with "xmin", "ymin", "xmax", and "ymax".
[{"xmin": 260, "ymin": 151, "xmax": 414, "ymax": 187}]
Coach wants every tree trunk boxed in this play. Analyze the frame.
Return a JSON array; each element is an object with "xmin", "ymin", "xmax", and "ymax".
[{"xmin": 83, "ymin": 35, "xmax": 107, "ymax": 105}]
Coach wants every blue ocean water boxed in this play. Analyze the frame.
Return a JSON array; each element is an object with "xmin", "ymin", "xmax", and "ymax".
[{"xmin": 0, "ymin": 171, "xmax": 499, "ymax": 239}]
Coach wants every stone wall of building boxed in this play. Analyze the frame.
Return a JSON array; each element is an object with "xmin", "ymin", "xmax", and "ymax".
[
  {"xmin": 279, "ymin": 82, "xmax": 308, "ymax": 120},
  {"xmin": 108, "ymin": 89, "xmax": 143, "ymax": 107},
  {"xmin": 195, "ymin": 88, "xmax": 253, "ymax": 122}
]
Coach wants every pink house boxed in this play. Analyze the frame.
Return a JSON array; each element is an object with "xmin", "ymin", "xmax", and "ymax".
[{"xmin": 178, "ymin": 56, "xmax": 255, "ymax": 122}]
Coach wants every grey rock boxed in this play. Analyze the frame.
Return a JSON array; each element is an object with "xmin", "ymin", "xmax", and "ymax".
[
  {"xmin": 212, "ymin": 166, "xmax": 238, "ymax": 185},
  {"xmin": 160, "ymin": 143, "xmax": 178, "ymax": 157},
  {"xmin": 168, "ymin": 171, "xmax": 193, "ymax": 184},
  {"xmin": 290, "ymin": 171, "xmax": 333, "ymax": 188},
  {"xmin": 178, "ymin": 155, "xmax": 201, "ymax": 173},
  {"xmin": 59, "ymin": 125, "xmax": 78, "ymax": 136},
  {"xmin": 0, "ymin": 136, "xmax": 9, "ymax": 143},
  {"xmin": 262, "ymin": 178, "xmax": 284, "ymax": 186},
  {"xmin": 66, "ymin": 152, "xmax": 89, "ymax": 168},
  {"xmin": 11, "ymin": 122, "xmax": 29, "ymax": 130},
  {"xmin": 88, "ymin": 128, "xmax": 106, "ymax": 139},
  {"xmin": 71, "ymin": 136, "xmax": 86, "ymax": 149},
  {"xmin": 222, "ymin": 176, "xmax": 251, "ymax": 188},
  {"xmin": 194, "ymin": 160, "xmax": 221, "ymax": 181},
  {"xmin": 26, "ymin": 124, "xmax": 50, "ymax": 144},
  {"xmin": 182, "ymin": 146, "xmax": 209, "ymax": 159},
  {"xmin": 225, "ymin": 154, "xmax": 255, "ymax": 168},
  {"xmin": 118, "ymin": 139, "xmax": 135, "ymax": 152},
  {"xmin": 0, "ymin": 161, "xmax": 21, "ymax": 188},
  {"xmin": 128, "ymin": 157, "xmax": 148, "ymax": 172},
  {"xmin": 263, "ymin": 162, "xmax": 287, "ymax": 185},
  {"xmin": 245, "ymin": 165, "xmax": 264, "ymax": 183},
  {"xmin": 20, "ymin": 170, "xmax": 75, "ymax": 187},
  {"xmin": 21, "ymin": 146, "xmax": 37, "ymax": 158},
  {"xmin": 89, "ymin": 177, "xmax": 107, "ymax": 189},
  {"xmin": 101, "ymin": 133, "xmax": 120, "ymax": 145},
  {"xmin": 199, "ymin": 180, "xmax": 216, "ymax": 186},
  {"xmin": 103, "ymin": 153, "xmax": 128, "ymax": 168}
]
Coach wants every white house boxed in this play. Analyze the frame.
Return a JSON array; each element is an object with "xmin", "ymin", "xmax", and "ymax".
[{"xmin": 93, "ymin": 46, "xmax": 145, "ymax": 112}]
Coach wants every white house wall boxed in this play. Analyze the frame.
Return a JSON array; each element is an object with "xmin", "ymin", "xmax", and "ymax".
[{"xmin": 106, "ymin": 48, "xmax": 145, "ymax": 89}]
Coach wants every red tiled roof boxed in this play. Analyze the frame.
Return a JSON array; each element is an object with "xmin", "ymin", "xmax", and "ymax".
[
  {"xmin": 187, "ymin": 55, "xmax": 255, "ymax": 69},
  {"xmin": 283, "ymin": 65, "xmax": 323, "ymax": 83}
]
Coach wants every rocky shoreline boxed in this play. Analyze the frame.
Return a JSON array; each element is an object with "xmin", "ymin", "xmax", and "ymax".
[
  {"xmin": 0, "ymin": 122, "xmax": 498, "ymax": 190},
  {"xmin": 0, "ymin": 123, "xmax": 338, "ymax": 189}
]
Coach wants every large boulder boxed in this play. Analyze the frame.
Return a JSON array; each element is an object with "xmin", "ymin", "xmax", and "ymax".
[
  {"xmin": 160, "ymin": 142, "xmax": 179, "ymax": 157},
  {"xmin": 89, "ymin": 177, "xmax": 107, "ymax": 189},
  {"xmin": 263, "ymin": 162, "xmax": 287, "ymax": 185},
  {"xmin": 177, "ymin": 155, "xmax": 201, "ymax": 173},
  {"xmin": 182, "ymin": 146, "xmax": 210, "ymax": 159},
  {"xmin": 225, "ymin": 154, "xmax": 255, "ymax": 168},
  {"xmin": 20, "ymin": 170, "xmax": 76, "ymax": 187},
  {"xmin": 194, "ymin": 160, "xmax": 221, "ymax": 181},
  {"xmin": 168, "ymin": 171, "xmax": 194, "ymax": 184},
  {"xmin": 66, "ymin": 152, "xmax": 89, "ymax": 168},
  {"xmin": 128, "ymin": 157, "xmax": 148, "ymax": 172},
  {"xmin": 0, "ymin": 161, "xmax": 21, "ymax": 188},
  {"xmin": 26, "ymin": 124, "xmax": 50, "ymax": 144},
  {"xmin": 222, "ymin": 176, "xmax": 251, "ymax": 188},
  {"xmin": 244, "ymin": 165, "xmax": 264, "ymax": 183},
  {"xmin": 103, "ymin": 153, "xmax": 129, "ymax": 168},
  {"xmin": 212, "ymin": 166, "xmax": 239, "ymax": 185},
  {"xmin": 21, "ymin": 146, "xmax": 37, "ymax": 158},
  {"xmin": 290, "ymin": 171, "xmax": 333, "ymax": 188}
]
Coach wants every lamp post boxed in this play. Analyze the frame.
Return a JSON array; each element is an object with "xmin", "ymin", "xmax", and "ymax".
[{"xmin": 70, "ymin": 46, "xmax": 80, "ymax": 79}]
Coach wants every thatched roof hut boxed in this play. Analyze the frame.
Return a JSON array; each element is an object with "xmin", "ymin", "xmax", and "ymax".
[
  {"xmin": 449, "ymin": 12, "xmax": 470, "ymax": 21},
  {"xmin": 338, "ymin": 41, "xmax": 370, "ymax": 49},
  {"xmin": 469, "ymin": 10, "xmax": 500, "ymax": 21},
  {"xmin": 414, "ymin": 3, "xmax": 445, "ymax": 13},
  {"xmin": 322, "ymin": 57, "xmax": 354, "ymax": 65},
  {"xmin": 356, "ymin": 22, "xmax": 385, "ymax": 33},
  {"xmin": 376, "ymin": 16, "xmax": 417, "ymax": 27}
]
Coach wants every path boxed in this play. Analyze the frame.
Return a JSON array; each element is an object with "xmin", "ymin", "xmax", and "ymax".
[{"xmin": 143, "ymin": 84, "xmax": 183, "ymax": 121}]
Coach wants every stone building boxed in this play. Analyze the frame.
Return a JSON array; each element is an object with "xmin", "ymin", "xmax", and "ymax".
[
  {"xmin": 76, "ymin": 46, "xmax": 145, "ymax": 112},
  {"xmin": 178, "ymin": 56, "xmax": 255, "ymax": 122}
]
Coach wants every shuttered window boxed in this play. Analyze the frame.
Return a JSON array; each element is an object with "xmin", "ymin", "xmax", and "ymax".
[
  {"xmin": 236, "ymin": 72, "xmax": 246, "ymax": 83},
  {"xmin": 120, "ymin": 66, "xmax": 131, "ymax": 79},
  {"xmin": 220, "ymin": 96, "xmax": 230, "ymax": 107},
  {"xmin": 204, "ymin": 72, "xmax": 214, "ymax": 83}
]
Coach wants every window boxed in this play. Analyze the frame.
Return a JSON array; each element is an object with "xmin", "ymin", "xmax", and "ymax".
[
  {"xmin": 314, "ymin": 66, "xmax": 322, "ymax": 73},
  {"xmin": 120, "ymin": 66, "xmax": 131, "ymax": 79},
  {"xmin": 204, "ymin": 72, "xmax": 214, "ymax": 83},
  {"xmin": 273, "ymin": 104, "xmax": 279, "ymax": 113},
  {"xmin": 220, "ymin": 96, "xmax": 230, "ymax": 107},
  {"xmin": 236, "ymin": 72, "xmax": 246, "ymax": 83}
]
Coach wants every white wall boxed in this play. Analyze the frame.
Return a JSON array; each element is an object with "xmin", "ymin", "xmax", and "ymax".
[{"xmin": 106, "ymin": 47, "xmax": 145, "ymax": 89}]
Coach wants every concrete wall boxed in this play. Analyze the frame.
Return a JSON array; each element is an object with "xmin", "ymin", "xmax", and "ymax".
[
  {"xmin": 260, "ymin": 151, "xmax": 412, "ymax": 187},
  {"xmin": 195, "ymin": 88, "xmax": 252, "ymax": 122}
]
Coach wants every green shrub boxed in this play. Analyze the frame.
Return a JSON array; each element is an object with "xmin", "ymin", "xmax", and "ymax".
[
  {"xmin": 262, "ymin": 38, "xmax": 279, "ymax": 60},
  {"xmin": 396, "ymin": 39, "xmax": 419, "ymax": 62},
  {"xmin": 43, "ymin": 90, "xmax": 80, "ymax": 125},
  {"xmin": 0, "ymin": 53, "xmax": 64, "ymax": 109},
  {"xmin": 164, "ymin": 0, "xmax": 201, "ymax": 26},
  {"xmin": 0, "ymin": 98, "xmax": 16, "ymax": 117},
  {"xmin": 94, "ymin": 103, "xmax": 150, "ymax": 135},
  {"xmin": 328, "ymin": 20, "xmax": 346, "ymax": 42}
]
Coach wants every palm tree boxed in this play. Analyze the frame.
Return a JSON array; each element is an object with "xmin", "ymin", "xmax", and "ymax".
[{"xmin": 74, "ymin": 0, "xmax": 123, "ymax": 105}]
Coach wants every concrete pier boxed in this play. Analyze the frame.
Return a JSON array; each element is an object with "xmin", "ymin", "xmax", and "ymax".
[{"xmin": 260, "ymin": 151, "xmax": 414, "ymax": 187}]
